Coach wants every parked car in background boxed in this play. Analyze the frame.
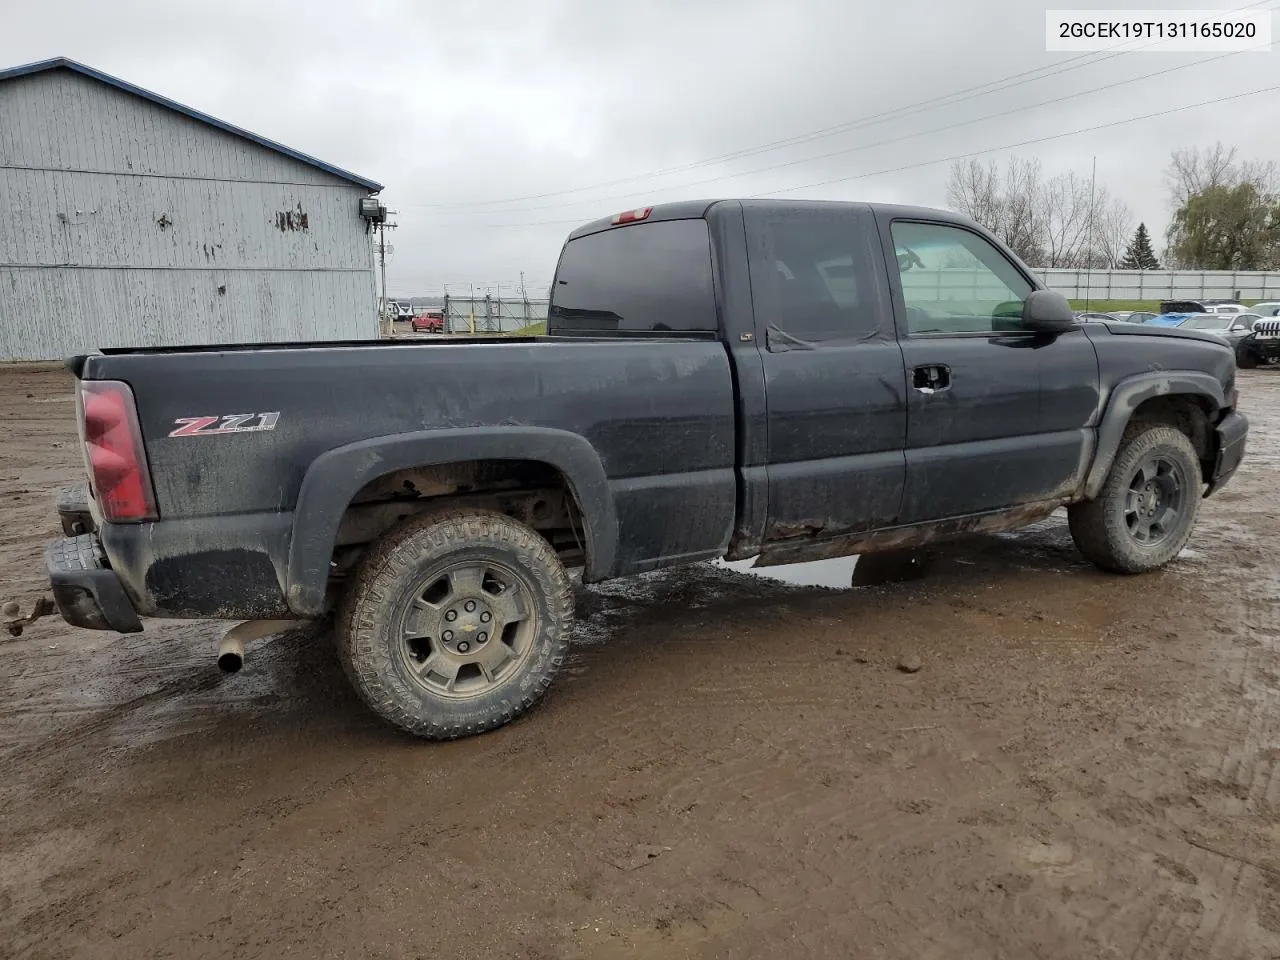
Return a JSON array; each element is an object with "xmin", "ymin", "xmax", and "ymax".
[
  {"xmin": 1250, "ymin": 301, "xmax": 1280, "ymax": 317},
  {"xmin": 411, "ymin": 310, "xmax": 446, "ymax": 333},
  {"xmin": 1160, "ymin": 300, "xmax": 1210, "ymax": 314},
  {"xmin": 1148, "ymin": 313, "xmax": 1196, "ymax": 327},
  {"xmin": 1075, "ymin": 311, "xmax": 1117, "ymax": 322},
  {"xmin": 1206, "ymin": 303, "xmax": 1249, "ymax": 315},
  {"xmin": 1158, "ymin": 299, "xmax": 1248, "ymax": 315},
  {"xmin": 1241, "ymin": 314, "xmax": 1280, "ymax": 368},
  {"xmin": 1108, "ymin": 311, "xmax": 1158, "ymax": 324},
  {"xmin": 1151, "ymin": 313, "xmax": 1263, "ymax": 367}
]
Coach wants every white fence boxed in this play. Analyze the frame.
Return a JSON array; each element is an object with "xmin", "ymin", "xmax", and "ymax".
[{"xmin": 1033, "ymin": 269, "xmax": 1280, "ymax": 302}]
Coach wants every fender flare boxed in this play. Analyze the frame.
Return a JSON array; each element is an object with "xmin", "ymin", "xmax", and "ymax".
[
  {"xmin": 1082, "ymin": 370, "xmax": 1224, "ymax": 499},
  {"xmin": 285, "ymin": 427, "xmax": 618, "ymax": 617}
]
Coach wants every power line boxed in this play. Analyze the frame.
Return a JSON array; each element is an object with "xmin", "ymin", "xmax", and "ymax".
[
  {"xmin": 759, "ymin": 82, "xmax": 1280, "ymax": 196},
  {"xmin": 447, "ymin": 81, "xmax": 1280, "ymax": 228},
  {"xmin": 405, "ymin": 0, "xmax": 1276, "ymax": 211},
  {"xmin": 424, "ymin": 38, "xmax": 1270, "ymax": 221}
]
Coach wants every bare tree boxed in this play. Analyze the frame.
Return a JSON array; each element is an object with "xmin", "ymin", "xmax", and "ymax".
[
  {"xmin": 1040, "ymin": 171, "xmax": 1096, "ymax": 267},
  {"xmin": 1164, "ymin": 143, "xmax": 1238, "ymax": 208},
  {"xmin": 1090, "ymin": 191, "xmax": 1133, "ymax": 268},
  {"xmin": 945, "ymin": 157, "xmax": 1044, "ymax": 263},
  {"xmin": 999, "ymin": 157, "xmax": 1045, "ymax": 264},
  {"xmin": 1163, "ymin": 142, "xmax": 1278, "ymax": 209},
  {"xmin": 945, "ymin": 158, "xmax": 1002, "ymax": 231},
  {"xmin": 945, "ymin": 156, "xmax": 1131, "ymax": 267}
]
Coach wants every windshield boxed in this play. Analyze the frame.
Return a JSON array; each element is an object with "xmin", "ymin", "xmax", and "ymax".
[{"xmin": 1184, "ymin": 315, "xmax": 1232, "ymax": 330}]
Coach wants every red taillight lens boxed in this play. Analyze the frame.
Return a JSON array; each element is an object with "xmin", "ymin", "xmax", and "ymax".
[
  {"xmin": 79, "ymin": 380, "xmax": 157, "ymax": 522},
  {"xmin": 611, "ymin": 207, "xmax": 652, "ymax": 225}
]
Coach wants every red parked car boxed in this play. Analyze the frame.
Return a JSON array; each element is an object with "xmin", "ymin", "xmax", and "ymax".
[{"xmin": 411, "ymin": 310, "xmax": 445, "ymax": 333}]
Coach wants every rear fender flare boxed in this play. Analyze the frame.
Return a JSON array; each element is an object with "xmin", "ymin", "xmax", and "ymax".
[
  {"xmin": 285, "ymin": 427, "xmax": 617, "ymax": 617},
  {"xmin": 1082, "ymin": 371, "xmax": 1224, "ymax": 499}
]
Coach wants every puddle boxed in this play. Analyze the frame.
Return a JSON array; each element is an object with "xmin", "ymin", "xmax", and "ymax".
[{"xmin": 714, "ymin": 556, "xmax": 858, "ymax": 589}]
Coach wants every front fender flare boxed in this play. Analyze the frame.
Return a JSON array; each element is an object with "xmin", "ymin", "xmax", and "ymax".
[
  {"xmin": 285, "ymin": 427, "xmax": 618, "ymax": 617},
  {"xmin": 1082, "ymin": 370, "xmax": 1224, "ymax": 499}
]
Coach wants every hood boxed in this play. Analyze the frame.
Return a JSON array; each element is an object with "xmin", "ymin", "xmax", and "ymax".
[{"xmin": 1089, "ymin": 320, "xmax": 1232, "ymax": 348}]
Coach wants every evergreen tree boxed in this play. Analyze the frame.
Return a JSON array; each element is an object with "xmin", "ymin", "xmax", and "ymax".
[{"xmin": 1119, "ymin": 223, "xmax": 1161, "ymax": 270}]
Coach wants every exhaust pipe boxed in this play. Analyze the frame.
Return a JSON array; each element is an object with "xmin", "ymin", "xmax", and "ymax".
[
  {"xmin": 217, "ymin": 619, "xmax": 302, "ymax": 674},
  {"xmin": 217, "ymin": 634, "xmax": 245, "ymax": 673}
]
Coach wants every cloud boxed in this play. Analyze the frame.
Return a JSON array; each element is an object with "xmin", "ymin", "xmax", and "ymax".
[{"xmin": 3, "ymin": 0, "xmax": 1276, "ymax": 294}]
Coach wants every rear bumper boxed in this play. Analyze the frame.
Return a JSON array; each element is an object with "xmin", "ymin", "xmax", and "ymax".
[
  {"xmin": 57, "ymin": 485, "xmax": 95, "ymax": 537},
  {"xmin": 48, "ymin": 486, "xmax": 294, "ymax": 625},
  {"xmin": 46, "ymin": 534, "xmax": 142, "ymax": 632},
  {"xmin": 1205, "ymin": 410, "xmax": 1248, "ymax": 497}
]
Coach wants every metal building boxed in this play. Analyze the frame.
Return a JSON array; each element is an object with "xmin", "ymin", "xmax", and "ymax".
[{"xmin": 0, "ymin": 57, "xmax": 384, "ymax": 361}]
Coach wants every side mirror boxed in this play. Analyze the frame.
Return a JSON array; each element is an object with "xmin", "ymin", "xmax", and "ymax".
[{"xmin": 1022, "ymin": 289, "xmax": 1076, "ymax": 333}]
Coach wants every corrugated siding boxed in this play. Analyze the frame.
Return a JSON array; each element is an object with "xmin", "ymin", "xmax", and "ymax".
[
  {"xmin": 0, "ymin": 68, "xmax": 377, "ymax": 360},
  {"xmin": 0, "ymin": 69, "xmax": 350, "ymax": 185},
  {"xmin": 1033, "ymin": 268, "xmax": 1280, "ymax": 302}
]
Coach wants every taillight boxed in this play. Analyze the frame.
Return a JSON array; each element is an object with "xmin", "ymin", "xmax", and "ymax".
[
  {"xmin": 79, "ymin": 380, "xmax": 157, "ymax": 522},
  {"xmin": 611, "ymin": 207, "xmax": 652, "ymax": 225}
]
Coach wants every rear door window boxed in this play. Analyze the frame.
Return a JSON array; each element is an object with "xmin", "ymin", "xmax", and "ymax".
[
  {"xmin": 548, "ymin": 219, "xmax": 717, "ymax": 336},
  {"xmin": 743, "ymin": 203, "xmax": 891, "ymax": 349}
]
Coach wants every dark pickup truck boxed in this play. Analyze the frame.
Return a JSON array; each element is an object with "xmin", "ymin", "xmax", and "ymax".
[{"xmin": 44, "ymin": 199, "xmax": 1248, "ymax": 739}]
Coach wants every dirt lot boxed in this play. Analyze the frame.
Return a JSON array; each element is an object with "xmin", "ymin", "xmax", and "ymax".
[{"xmin": 1, "ymin": 364, "xmax": 1278, "ymax": 960}]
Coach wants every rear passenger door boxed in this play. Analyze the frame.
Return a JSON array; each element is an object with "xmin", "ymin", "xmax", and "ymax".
[
  {"xmin": 882, "ymin": 217, "xmax": 1098, "ymax": 522},
  {"xmin": 744, "ymin": 202, "xmax": 908, "ymax": 546}
]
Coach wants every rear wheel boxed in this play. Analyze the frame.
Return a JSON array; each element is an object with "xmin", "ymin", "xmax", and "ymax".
[
  {"xmin": 1068, "ymin": 424, "xmax": 1202, "ymax": 574},
  {"xmin": 337, "ymin": 509, "xmax": 573, "ymax": 739}
]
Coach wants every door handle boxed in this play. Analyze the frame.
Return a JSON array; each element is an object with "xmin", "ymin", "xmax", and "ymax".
[{"xmin": 912, "ymin": 364, "xmax": 951, "ymax": 394}]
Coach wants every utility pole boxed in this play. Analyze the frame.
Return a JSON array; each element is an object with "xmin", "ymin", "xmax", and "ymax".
[{"xmin": 375, "ymin": 212, "xmax": 398, "ymax": 336}]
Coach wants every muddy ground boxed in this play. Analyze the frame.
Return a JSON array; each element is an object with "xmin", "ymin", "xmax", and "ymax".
[{"xmin": 1, "ymin": 364, "xmax": 1278, "ymax": 960}]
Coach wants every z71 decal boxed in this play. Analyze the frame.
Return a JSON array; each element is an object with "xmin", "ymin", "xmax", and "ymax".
[{"xmin": 168, "ymin": 412, "xmax": 281, "ymax": 438}]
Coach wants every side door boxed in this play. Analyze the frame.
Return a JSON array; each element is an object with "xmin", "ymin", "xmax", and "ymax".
[
  {"xmin": 743, "ymin": 201, "xmax": 909, "ymax": 550},
  {"xmin": 881, "ymin": 217, "xmax": 1098, "ymax": 523}
]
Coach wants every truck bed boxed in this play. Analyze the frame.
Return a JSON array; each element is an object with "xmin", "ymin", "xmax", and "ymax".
[{"xmin": 74, "ymin": 335, "xmax": 741, "ymax": 619}]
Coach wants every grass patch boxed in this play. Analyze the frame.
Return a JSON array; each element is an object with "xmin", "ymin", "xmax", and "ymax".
[
  {"xmin": 1068, "ymin": 298, "xmax": 1266, "ymax": 313},
  {"xmin": 504, "ymin": 321, "xmax": 547, "ymax": 337},
  {"xmin": 1068, "ymin": 299, "xmax": 1162, "ymax": 312}
]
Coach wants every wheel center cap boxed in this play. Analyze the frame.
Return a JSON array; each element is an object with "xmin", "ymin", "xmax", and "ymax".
[{"xmin": 442, "ymin": 599, "xmax": 492, "ymax": 653}]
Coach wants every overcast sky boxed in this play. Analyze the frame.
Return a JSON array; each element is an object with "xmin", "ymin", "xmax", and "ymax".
[{"xmin": 3, "ymin": 0, "xmax": 1277, "ymax": 298}]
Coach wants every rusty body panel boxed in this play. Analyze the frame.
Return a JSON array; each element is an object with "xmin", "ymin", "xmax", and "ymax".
[{"xmin": 754, "ymin": 500, "xmax": 1063, "ymax": 567}]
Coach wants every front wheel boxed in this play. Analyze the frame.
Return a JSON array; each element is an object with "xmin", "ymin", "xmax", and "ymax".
[
  {"xmin": 336, "ymin": 509, "xmax": 574, "ymax": 739},
  {"xmin": 1068, "ymin": 425, "xmax": 1202, "ymax": 574}
]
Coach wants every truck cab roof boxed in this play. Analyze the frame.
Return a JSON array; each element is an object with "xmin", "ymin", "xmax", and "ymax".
[{"xmin": 566, "ymin": 199, "xmax": 981, "ymax": 241}]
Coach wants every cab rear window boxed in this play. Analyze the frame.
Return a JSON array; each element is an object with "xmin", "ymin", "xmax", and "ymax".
[{"xmin": 548, "ymin": 219, "xmax": 717, "ymax": 336}]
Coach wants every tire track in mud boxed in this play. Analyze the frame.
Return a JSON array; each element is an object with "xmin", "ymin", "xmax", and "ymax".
[
  {"xmin": 1121, "ymin": 492, "xmax": 1280, "ymax": 959},
  {"xmin": 0, "ymin": 622, "xmax": 321, "ymax": 773}
]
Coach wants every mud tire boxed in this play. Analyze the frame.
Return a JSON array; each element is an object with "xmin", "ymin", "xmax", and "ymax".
[
  {"xmin": 336, "ymin": 509, "xmax": 573, "ymax": 739},
  {"xmin": 1068, "ymin": 424, "xmax": 1202, "ymax": 575}
]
